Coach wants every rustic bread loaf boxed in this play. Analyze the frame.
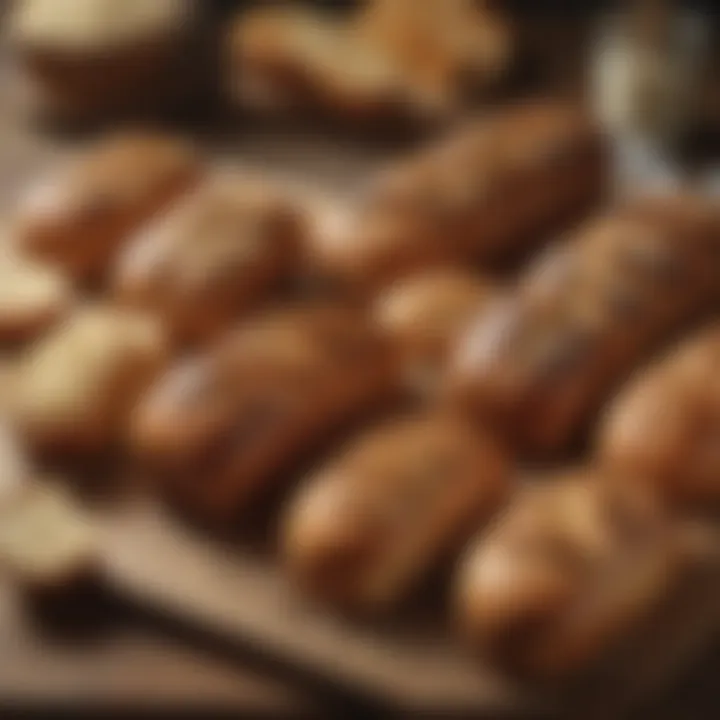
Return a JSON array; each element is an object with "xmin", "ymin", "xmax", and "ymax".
[
  {"xmin": 114, "ymin": 174, "xmax": 307, "ymax": 345},
  {"xmin": 131, "ymin": 304, "xmax": 400, "ymax": 521},
  {"xmin": 454, "ymin": 470, "xmax": 682, "ymax": 678},
  {"xmin": 309, "ymin": 102, "xmax": 607, "ymax": 290},
  {"xmin": 598, "ymin": 324, "xmax": 720, "ymax": 508},
  {"xmin": 283, "ymin": 412, "xmax": 511, "ymax": 613},
  {"xmin": 14, "ymin": 132, "xmax": 203, "ymax": 284},
  {"xmin": 446, "ymin": 195, "xmax": 720, "ymax": 455}
]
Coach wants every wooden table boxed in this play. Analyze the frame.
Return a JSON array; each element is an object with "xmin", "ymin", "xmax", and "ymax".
[
  {"xmin": 0, "ymin": 579, "xmax": 330, "ymax": 717},
  {"xmin": 0, "ymin": 573, "xmax": 716, "ymax": 718}
]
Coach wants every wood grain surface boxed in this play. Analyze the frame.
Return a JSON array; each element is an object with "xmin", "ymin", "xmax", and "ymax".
[
  {"xmin": 97, "ymin": 496, "xmax": 720, "ymax": 718},
  {"xmin": 0, "ymin": 579, "xmax": 324, "ymax": 716}
]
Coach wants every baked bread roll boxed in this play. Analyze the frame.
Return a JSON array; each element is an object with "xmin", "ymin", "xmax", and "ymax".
[
  {"xmin": 357, "ymin": 0, "xmax": 514, "ymax": 110},
  {"xmin": 446, "ymin": 195, "xmax": 720, "ymax": 455},
  {"xmin": 374, "ymin": 269, "xmax": 495, "ymax": 396},
  {"xmin": 9, "ymin": 0, "xmax": 200, "ymax": 122},
  {"xmin": 114, "ymin": 174, "xmax": 307, "ymax": 345},
  {"xmin": 282, "ymin": 412, "xmax": 511, "ymax": 613},
  {"xmin": 13, "ymin": 306, "xmax": 168, "ymax": 457},
  {"xmin": 310, "ymin": 102, "xmax": 607, "ymax": 290},
  {"xmin": 0, "ymin": 250, "xmax": 73, "ymax": 345},
  {"xmin": 131, "ymin": 304, "xmax": 399, "ymax": 521},
  {"xmin": 454, "ymin": 471, "xmax": 681, "ymax": 678},
  {"xmin": 13, "ymin": 132, "xmax": 203, "ymax": 284},
  {"xmin": 598, "ymin": 325, "xmax": 720, "ymax": 508},
  {"xmin": 227, "ymin": 5, "xmax": 417, "ymax": 124}
]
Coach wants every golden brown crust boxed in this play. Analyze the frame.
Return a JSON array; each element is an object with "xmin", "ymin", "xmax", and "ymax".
[
  {"xmin": 227, "ymin": 6, "xmax": 415, "ymax": 124},
  {"xmin": 374, "ymin": 269, "xmax": 496, "ymax": 396},
  {"xmin": 598, "ymin": 325, "xmax": 720, "ymax": 508},
  {"xmin": 282, "ymin": 412, "xmax": 511, "ymax": 614},
  {"xmin": 309, "ymin": 102, "xmax": 607, "ymax": 290},
  {"xmin": 445, "ymin": 195, "xmax": 720, "ymax": 455},
  {"xmin": 114, "ymin": 174, "xmax": 307, "ymax": 345},
  {"xmin": 131, "ymin": 304, "xmax": 400, "ymax": 521},
  {"xmin": 13, "ymin": 132, "xmax": 203, "ymax": 283},
  {"xmin": 357, "ymin": 0, "xmax": 514, "ymax": 108},
  {"xmin": 453, "ymin": 470, "xmax": 681, "ymax": 678},
  {"xmin": 228, "ymin": 1, "xmax": 514, "ymax": 125},
  {"xmin": 12, "ymin": 306, "xmax": 169, "ymax": 456}
]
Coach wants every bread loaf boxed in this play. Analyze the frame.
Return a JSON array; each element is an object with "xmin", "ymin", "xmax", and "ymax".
[
  {"xmin": 310, "ymin": 102, "xmax": 607, "ymax": 290},
  {"xmin": 131, "ymin": 304, "xmax": 399, "ymax": 521},
  {"xmin": 14, "ymin": 132, "xmax": 203, "ymax": 283},
  {"xmin": 454, "ymin": 470, "xmax": 681, "ymax": 678},
  {"xmin": 115, "ymin": 174, "xmax": 306, "ymax": 345},
  {"xmin": 598, "ymin": 325, "xmax": 720, "ymax": 508},
  {"xmin": 446, "ymin": 195, "xmax": 720, "ymax": 454},
  {"xmin": 374, "ymin": 269, "xmax": 495, "ymax": 396},
  {"xmin": 283, "ymin": 412, "xmax": 511, "ymax": 613}
]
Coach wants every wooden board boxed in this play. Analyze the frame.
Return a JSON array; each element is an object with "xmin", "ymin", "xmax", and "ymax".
[
  {"xmin": 0, "ymin": 579, "xmax": 322, "ymax": 716},
  {"xmin": 97, "ymin": 496, "xmax": 720, "ymax": 718}
]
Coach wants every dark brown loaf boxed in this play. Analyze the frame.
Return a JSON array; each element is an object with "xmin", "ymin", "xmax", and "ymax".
[
  {"xmin": 13, "ymin": 132, "xmax": 203, "ymax": 283},
  {"xmin": 597, "ymin": 324, "xmax": 720, "ymax": 508},
  {"xmin": 282, "ymin": 412, "xmax": 511, "ymax": 614},
  {"xmin": 309, "ymin": 101, "xmax": 607, "ymax": 290},
  {"xmin": 131, "ymin": 305, "xmax": 400, "ymax": 521},
  {"xmin": 445, "ymin": 195, "xmax": 720, "ymax": 455},
  {"xmin": 453, "ymin": 470, "xmax": 682, "ymax": 678},
  {"xmin": 114, "ymin": 174, "xmax": 307, "ymax": 345}
]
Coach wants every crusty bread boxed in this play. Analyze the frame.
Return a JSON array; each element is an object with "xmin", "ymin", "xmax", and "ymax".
[
  {"xmin": 229, "ymin": 0, "xmax": 514, "ymax": 125},
  {"xmin": 446, "ymin": 195, "xmax": 720, "ymax": 455},
  {"xmin": 374, "ymin": 269, "xmax": 496, "ymax": 397},
  {"xmin": 357, "ymin": 0, "xmax": 514, "ymax": 110},
  {"xmin": 13, "ymin": 132, "xmax": 203, "ymax": 283},
  {"xmin": 227, "ymin": 6, "xmax": 416, "ymax": 123},
  {"xmin": 598, "ymin": 324, "xmax": 720, "ymax": 508},
  {"xmin": 114, "ymin": 173, "xmax": 307, "ymax": 345},
  {"xmin": 131, "ymin": 304, "xmax": 400, "ymax": 521},
  {"xmin": 283, "ymin": 412, "xmax": 511, "ymax": 614},
  {"xmin": 309, "ymin": 102, "xmax": 607, "ymax": 290},
  {"xmin": 454, "ymin": 470, "xmax": 682, "ymax": 678}
]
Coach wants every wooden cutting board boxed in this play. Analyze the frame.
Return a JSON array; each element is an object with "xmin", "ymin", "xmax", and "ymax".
[{"xmin": 96, "ymin": 495, "xmax": 720, "ymax": 718}]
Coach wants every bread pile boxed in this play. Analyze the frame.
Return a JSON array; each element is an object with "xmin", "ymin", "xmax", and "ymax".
[{"xmin": 0, "ymin": 101, "xmax": 717, "ymax": 679}]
